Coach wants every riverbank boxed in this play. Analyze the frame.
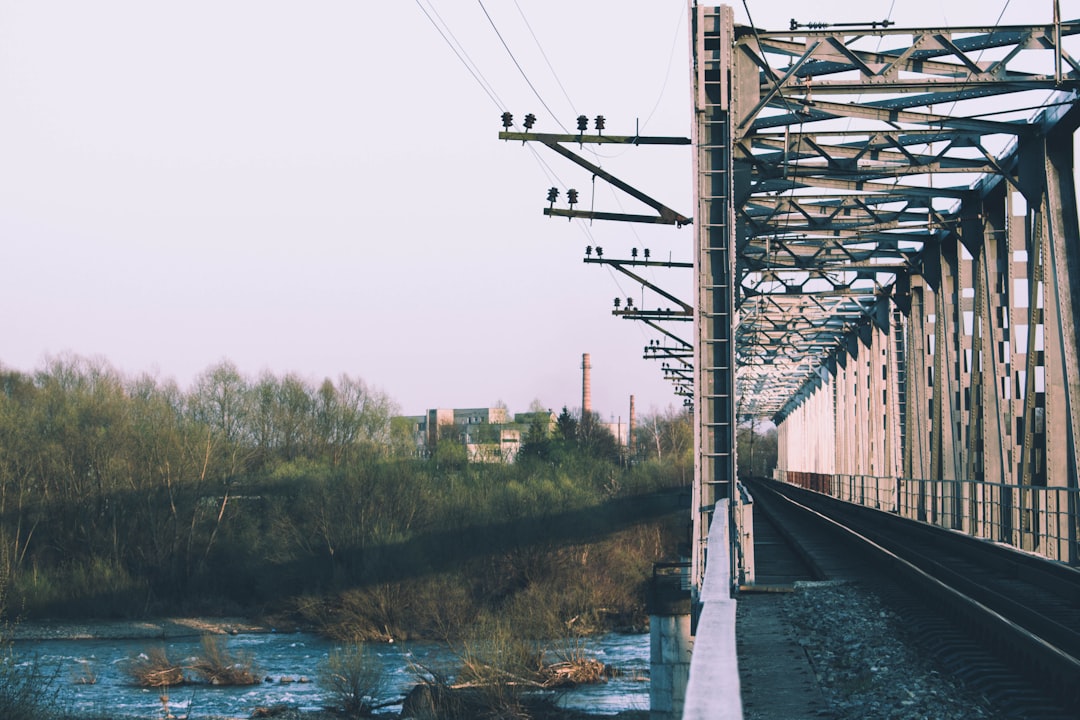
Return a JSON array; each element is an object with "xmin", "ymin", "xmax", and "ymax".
[{"xmin": 5, "ymin": 617, "xmax": 274, "ymax": 642}]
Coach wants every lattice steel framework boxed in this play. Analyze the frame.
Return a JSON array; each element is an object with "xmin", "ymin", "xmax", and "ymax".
[{"xmin": 691, "ymin": 3, "xmax": 1080, "ymax": 572}]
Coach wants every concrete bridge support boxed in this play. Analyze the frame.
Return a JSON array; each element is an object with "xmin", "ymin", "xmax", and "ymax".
[{"xmin": 648, "ymin": 561, "xmax": 694, "ymax": 720}]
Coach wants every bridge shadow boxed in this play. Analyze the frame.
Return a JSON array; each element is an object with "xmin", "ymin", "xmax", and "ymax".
[
  {"xmin": 0, "ymin": 485, "xmax": 689, "ymax": 616},
  {"xmin": 275, "ymin": 487, "xmax": 689, "ymax": 594}
]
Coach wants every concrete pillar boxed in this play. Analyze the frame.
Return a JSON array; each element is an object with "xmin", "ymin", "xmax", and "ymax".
[{"xmin": 649, "ymin": 565, "xmax": 693, "ymax": 720}]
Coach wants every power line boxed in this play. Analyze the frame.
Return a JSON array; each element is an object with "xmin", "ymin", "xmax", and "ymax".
[
  {"xmin": 477, "ymin": 0, "xmax": 570, "ymax": 134},
  {"xmin": 640, "ymin": 3, "xmax": 688, "ymax": 132},
  {"xmin": 512, "ymin": 0, "xmax": 577, "ymax": 117},
  {"xmin": 414, "ymin": 0, "xmax": 579, "ymax": 222},
  {"xmin": 413, "ymin": 0, "xmax": 505, "ymax": 112}
]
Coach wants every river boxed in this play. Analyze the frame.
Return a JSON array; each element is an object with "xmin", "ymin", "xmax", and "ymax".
[{"xmin": 13, "ymin": 630, "xmax": 650, "ymax": 717}]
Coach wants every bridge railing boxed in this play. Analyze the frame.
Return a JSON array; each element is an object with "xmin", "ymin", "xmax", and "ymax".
[{"xmin": 776, "ymin": 470, "xmax": 1079, "ymax": 565}]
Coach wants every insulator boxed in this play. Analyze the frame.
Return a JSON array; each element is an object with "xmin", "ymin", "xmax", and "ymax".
[
  {"xmin": 585, "ymin": 245, "xmax": 593, "ymax": 257},
  {"xmin": 614, "ymin": 298, "xmax": 621, "ymax": 308},
  {"xmin": 595, "ymin": 115, "xmax": 605, "ymax": 132},
  {"xmin": 567, "ymin": 189, "xmax": 579, "ymax": 205},
  {"xmin": 577, "ymin": 115, "xmax": 588, "ymax": 132},
  {"xmin": 547, "ymin": 187, "xmax": 559, "ymax": 204},
  {"xmin": 626, "ymin": 298, "xmax": 633, "ymax": 307},
  {"xmin": 631, "ymin": 248, "xmax": 638, "ymax": 258},
  {"xmin": 644, "ymin": 248, "xmax": 651, "ymax": 259},
  {"xmin": 596, "ymin": 247, "xmax": 603, "ymax": 258},
  {"xmin": 501, "ymin": 112, "xmax": 513, "ymax": 129},
  {"xmin": 523, "ymin": 113, "xmax": 536, "ymax": 130}
]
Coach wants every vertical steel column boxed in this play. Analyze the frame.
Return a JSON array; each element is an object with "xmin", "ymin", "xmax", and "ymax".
[
  {"xmin": 938, "ymin": 236, "xmax": 964, "ymax": 528},
  {"xmin": 818, "ymin": 373, "xmax": 836, "ymax": 476},
  {"xmin": 888, "ymin": 308, "xmax": 907, "ymax": 512},
  {"xmin": 979, "ymin": 188, "xmax": 1013, "ymax": 540},
  {"xmin": 691, "ymin": 4, "xmax": 737, "ymax": 591},
  {"xmin": 834, "ymin": 351, "xmax": 856, "ymax": 490},
  {"xmin": 870, "ymin": 321, "xmax": 894, "ymax": 508},
  {"xmin": 957, "ymin": 237, "xmax": 975, "ymax": 531},
  {"xmin": 970, "ymin": 187, "xmax": 1013, "ymax": 539},
  {"xmin": 1017, "ymin": 140, "xmax": 1051, "ymax": 552},
  {"xmin": 854, "ymin": 340, "xmax": 869, "ymax": 484},
  {"xmin": 1006, "ymin": 188, "xmax": 1030, "ymax": 547},
  {"xmin": 1041, "ymin": 114, "xmax": 1080, "ymax": 562},
  {"xmin": 931, "ymin": 262, "xmax": 946, "ymax": 524},
  {"xmin": 906, "ymin": 278, "xmax": 933, "ymax": 521}
]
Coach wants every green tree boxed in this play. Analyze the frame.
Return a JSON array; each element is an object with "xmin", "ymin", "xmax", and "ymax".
[
  {"xmin": 577, "ymin": 411, "xmax": 620, "ymax": 463},
  {"xmin": 737, "ymin": 421, "xmax": 778, "ymax": 479},
  {"xmin": 555, "ymin": 406, "xmax": 578, "ymax": 443},
  {"xmin": 519, "ymin": 414, "xmax": 553, "ymax": 462},
  {"xmin": 636, "ymin": 406, "xmax": 692, "ymax": 464}
]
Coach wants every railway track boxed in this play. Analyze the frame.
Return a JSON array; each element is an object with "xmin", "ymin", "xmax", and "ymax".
[{"xmin": 747, "ymin": 478, "xmax": 1080, "ymax": 718}]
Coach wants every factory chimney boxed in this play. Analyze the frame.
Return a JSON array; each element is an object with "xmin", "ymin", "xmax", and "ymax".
[
  {"xmin": 582, "ymin": 353, "xmax": 592, "ymax": 415},
  {"xmin": 629, "ymin": 395, "xmax": 636, "ymax": 453}
]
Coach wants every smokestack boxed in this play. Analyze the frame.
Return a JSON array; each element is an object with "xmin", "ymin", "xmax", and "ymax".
[
  {"xmin": 582, "ymin": 353, "xmax": 592, "ymax": 415},
  {"xmin": 629, "ymin": 395, "xmax": 636, "ymax": 453}
]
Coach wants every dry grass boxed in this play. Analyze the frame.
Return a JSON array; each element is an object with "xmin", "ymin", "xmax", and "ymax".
[
  {"xmin": 125, "ymin": 647, "xmax": 184, "ymax": 688},
  {"xmin": 539, "ymin": 636, "xmax": 609, "ymax": 688},
  {"xmin": 542, "ymin": 657, "xmax": 607, "ymax": 687},
  {"xmin": 188, "ymin": 635, "xmax": 260, "ymax": 686},
  {"xmin": 319, "ymin": 643, "xmax": 392, "ymax": 717}
]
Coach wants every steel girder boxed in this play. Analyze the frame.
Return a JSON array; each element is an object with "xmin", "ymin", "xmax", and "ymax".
[{"xmin": 724, "ymin": 12, "xmax": 1080, "ymax": 422}]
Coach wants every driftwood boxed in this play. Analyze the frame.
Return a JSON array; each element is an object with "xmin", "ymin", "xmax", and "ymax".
[{"xmin": 542, "ymin": 658, "xmax": 607, "ymax": 687}]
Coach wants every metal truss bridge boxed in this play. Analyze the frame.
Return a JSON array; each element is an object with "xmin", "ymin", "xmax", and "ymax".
[
  {"xmin": 690, "ymin": 4, "xmax": 1080, "ymax": 586},
  {"xmin": 503, "ymin": 6, "xmax": 1080, "ymax": 715}
]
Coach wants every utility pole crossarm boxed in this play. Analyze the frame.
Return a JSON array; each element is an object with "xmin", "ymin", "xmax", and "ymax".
[
  {"xmin": 541, "ymin": 141, "xmax": 692, "ymax": 226},
  {"xmin": 587, "ymin": 258, "xmax": 693, "ymax": 314},
  {"xmin": 544, "ymin": 208, "xmax": 686, "ymax": 225},
  {"xmin": 498, "ymin": 131, "xmax": 690, "ymax": 146}
]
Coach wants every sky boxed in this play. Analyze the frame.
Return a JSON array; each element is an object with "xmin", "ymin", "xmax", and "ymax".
[{"xmin": 0, "ymin": 0, "xmax": 1072, "ymax": 419}]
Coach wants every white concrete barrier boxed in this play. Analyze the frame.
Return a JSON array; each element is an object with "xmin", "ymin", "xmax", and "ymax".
[{"xmin": 683, "ymin": 500, "xmax": 743, "ymax": 720}]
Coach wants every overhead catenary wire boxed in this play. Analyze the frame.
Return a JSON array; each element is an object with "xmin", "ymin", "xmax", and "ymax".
[
  {"xmin": 640, "ymin": 3, "xmax": 689, "ymax": 132},
  {"xmin": 414, "ymin": 0, "xmax": 589, "ymax": 252},
  {"xmin": 413, "ymin": 0, "xmax": 507, "ymax": 112},
  {"xmin": 480, "ymin": 1, "xmax": 686, "ymax": 326},
  {"xmin": 423, "ymin": 1, "xmax": 690, "ymax": 382},
  {"xmin": 477, "ymin": 0, "xmax": 570, "ymax": 134},
  {"xmin": 512, "ymin": 0, "xmax": 577, "ymax": 119}
]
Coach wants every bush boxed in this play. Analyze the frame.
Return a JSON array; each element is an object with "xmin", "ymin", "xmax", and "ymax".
[
  {"xmin": 319, "ymin": 644, "xmax": 390, "ymax": 717},
  {"xmin": 454, "ymin": 618, "xmax": 546, "ymax": 718},
  {"xmin": 0, "ymin": 650, "xmax": 62, "ymax": 720},
  {"xmin": 189, "ymin": 635, "xmax": 260, "ymax": 686},
  {"xmin": 0, "ymin": 591, "xmax": 62, "ymax": 720},
  {"xmin": 125, "ymin": 646, "xmax": 184, "ymax": 687}
]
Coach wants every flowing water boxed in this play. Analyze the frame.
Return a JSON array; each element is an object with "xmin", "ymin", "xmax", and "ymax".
[{"xmin": 13, "ymin": 630, "xmax": 649, "ymax": 718}]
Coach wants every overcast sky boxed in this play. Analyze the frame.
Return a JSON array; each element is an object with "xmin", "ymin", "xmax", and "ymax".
[{"xmin": 0, "ymin": 1, "xmax": 1071, "ymax": 419}]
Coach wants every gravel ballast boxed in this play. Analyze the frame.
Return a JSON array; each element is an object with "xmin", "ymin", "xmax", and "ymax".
[{"xmin": 778, "ymin": 580, "xmax": 1002, "ymax": 720}]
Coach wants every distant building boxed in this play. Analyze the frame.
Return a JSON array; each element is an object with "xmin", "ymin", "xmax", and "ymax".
[
  {"xmin": 602, "ymin": 418, "xmax": 629, "ymax": 448},
  {"xmin": 397, "ymin": 406, "xmax": 556, "ymax": 463}
]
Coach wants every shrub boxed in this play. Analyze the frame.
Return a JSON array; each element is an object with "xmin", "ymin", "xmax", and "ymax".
[
  {"xmin": 542, "ymin": 637, "xmax": 608, "ymax": 688},
  {"xmin": 125, "ymin": 646, "xmax": 184, "ymax": 688},
  {"xmin": 319, "ymin": 644, "xmax": 390, "ymax": 717},
  {"xmin": 0, "ymin": 650, "xmax": 62, "ymax": 720},
  {"xmin": 189, "ymin": 635, "xmax": 259, "ymax": 686},
  {"xmin": 454, "ymin": 618, "xmax": 547, "ymax": 718}
]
